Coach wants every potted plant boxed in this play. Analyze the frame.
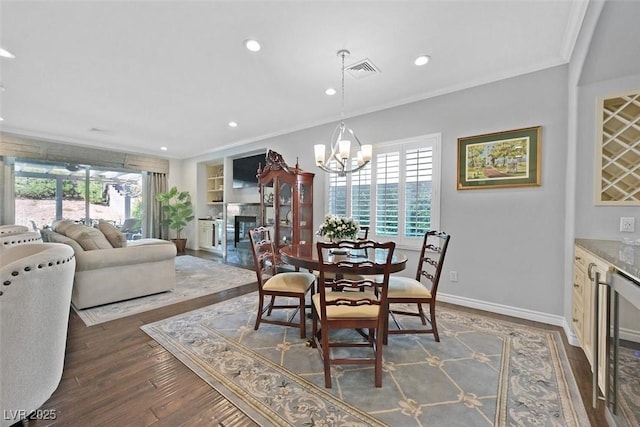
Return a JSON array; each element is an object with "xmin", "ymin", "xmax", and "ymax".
[{"xmin": 156, "ymin": 186, "xmax": 194, "ymax": 252}]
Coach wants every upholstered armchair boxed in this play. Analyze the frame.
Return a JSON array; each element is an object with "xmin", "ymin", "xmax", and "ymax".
[
  {"xmin": 0, "ymin": 225, "xmax": 29, "ymax": 237},
  {"xmin": 0, "ymin": 231, "xmax": 43, "ymax": 254},
  {"xmin": 0, "ymin": 243, "xmax": 76, "ymax": 427}
]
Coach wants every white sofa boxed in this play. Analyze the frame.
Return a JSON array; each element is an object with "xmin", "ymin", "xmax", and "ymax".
[
  {"xmin": 41, "ymin": 220, "xmax": 176, "ymax": 309},
  {"xmin": 0, "ymin": 243, "xmax": 76, "ymax": 427}
]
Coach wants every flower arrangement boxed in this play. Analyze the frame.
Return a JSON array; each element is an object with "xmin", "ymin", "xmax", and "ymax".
[{"xmin": 316, "ymin": 214, "xmax": 360, "ymax": 241}]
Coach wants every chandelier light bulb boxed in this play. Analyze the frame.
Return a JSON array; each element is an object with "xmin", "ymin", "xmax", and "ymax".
[
  {"xmin": 314, "ymin": 144, "xmax": 326, "ymax": 164},
  {"xmin": 338, "ymin": 140, "xmax": 351, "ymax": 160}
]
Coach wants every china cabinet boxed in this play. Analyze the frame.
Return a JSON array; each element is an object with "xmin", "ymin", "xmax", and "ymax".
[{"xmin": 258, "ymin": 150, "xmax": 314, "ymax": 256}]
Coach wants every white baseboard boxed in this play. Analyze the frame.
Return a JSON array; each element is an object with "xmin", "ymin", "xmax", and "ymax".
[
  {"xmin": 620, "ymin": 327, "xmax": 640, "ymax": 344},
  {"xmin": 438, "ymin": 292, "xmax": 581, "ymax": 347}
]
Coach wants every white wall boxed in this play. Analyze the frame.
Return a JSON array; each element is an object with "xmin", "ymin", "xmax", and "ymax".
[
  {"xmin": 575, "ymin": 72, "xmax": 640, "ymax": 240},
  {"xmin": 574, "ymin": 0, "xmax": 640, "ymax": 241},
  {"xmin": 175, "ymin": 0, "xmax": 639, "ymax": 327},
  {"xmin": 181, "ymin": 65, "xmax": 570, "ymax": 323}
]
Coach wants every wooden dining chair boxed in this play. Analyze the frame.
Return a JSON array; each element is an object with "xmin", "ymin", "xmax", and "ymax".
[
  {"xmin": 384, "ymin": 230, "xmax": 450, "ymax": 344},
  {"xmin": 249, "ymin": 227, "xmax": 316, "ymax": 338},
  {"xmin": 313, "ymin": 239, "xmax": 395, "ymax": 388},
  {"xmin": 318, "ymin": 224, "xmax": 370, "ymax": 287}
]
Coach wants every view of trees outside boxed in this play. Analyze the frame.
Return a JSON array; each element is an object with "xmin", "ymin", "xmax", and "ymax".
[
  {"xmin": 13, "ymin": 163, "xmax": 142, "ymax": 230},
  {"xmin": 328, "ymin": 146, "xmax": 433, "ymax": 240}
]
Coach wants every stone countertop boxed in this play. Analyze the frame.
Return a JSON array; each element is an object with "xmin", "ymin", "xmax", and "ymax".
[{"xmin": 576, "ymin": 238, "xmax": 640, "ymax": 283}]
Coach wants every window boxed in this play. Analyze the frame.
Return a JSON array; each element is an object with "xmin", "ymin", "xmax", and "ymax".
[
  {"xmin": 14, "ymin": 160, "xmax": 143, "ymax": 233},
  {"xmin": 326, "ymin": 133, "xmax": 440, "ymax": 247}
]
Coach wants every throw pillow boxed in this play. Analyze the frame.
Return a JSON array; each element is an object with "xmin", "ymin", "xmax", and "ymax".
[
  {"xmin": 96, "ymin": 220, "xmax": 127, "ymax": 248},
  {"xmin": 51, "ymin": 219, "xmax": 76, "ymax": 235},
  {"xmin": 64, "ymin": 224, "xmax": 113, "ymax": 250}
]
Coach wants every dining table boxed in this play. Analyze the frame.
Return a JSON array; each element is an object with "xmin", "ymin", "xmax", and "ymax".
[{"xmin": 279, "ymin": 243, "xmax": 408, "ymax": 275}]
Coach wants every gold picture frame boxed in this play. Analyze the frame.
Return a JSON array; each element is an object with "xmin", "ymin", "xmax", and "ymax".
[{"xmin": 457, "ymin": 126, "xmax": 541, "ymax": 190}]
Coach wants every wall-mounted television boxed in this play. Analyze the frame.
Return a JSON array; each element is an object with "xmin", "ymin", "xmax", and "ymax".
[{"xmin": 232, "ymin": 152, "xmax": 265, "ymax": 189}]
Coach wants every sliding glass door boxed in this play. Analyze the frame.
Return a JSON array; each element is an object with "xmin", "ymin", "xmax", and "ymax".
[{"xmin": 14, "ymin": 160, "xmax": 142, "ymax": 234}]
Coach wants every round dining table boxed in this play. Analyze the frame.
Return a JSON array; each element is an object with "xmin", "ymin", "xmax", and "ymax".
[{"xmin": 279, "ymin": 243, "xmax": 408, "ymax": 274}]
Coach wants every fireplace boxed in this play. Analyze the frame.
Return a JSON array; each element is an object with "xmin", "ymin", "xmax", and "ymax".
[{"xmin": 233, "ymin": 215, "xmax": 257, "ymax": 247}]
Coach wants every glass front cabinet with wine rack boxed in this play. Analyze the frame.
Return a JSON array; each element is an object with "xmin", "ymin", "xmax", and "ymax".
[{"xmin": 258, "ymin": 150, "xmax": 314, "ymax": 254}]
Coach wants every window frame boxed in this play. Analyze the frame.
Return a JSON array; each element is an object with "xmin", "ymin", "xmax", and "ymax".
[{"xmin": 323, "ymin": 133, "xmax": 441, "ymax": 249}]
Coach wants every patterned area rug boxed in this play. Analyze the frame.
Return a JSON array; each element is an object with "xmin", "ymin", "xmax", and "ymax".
[
  {"xmin": 74, "ymin": 256, "xmax": 256, "ymax": 326},
  {"xmin": 141, "ymin": 293, "xmax": 590, "ymax": 426}
]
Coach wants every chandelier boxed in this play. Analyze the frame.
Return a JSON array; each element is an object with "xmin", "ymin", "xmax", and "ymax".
[{"xmin": 314, "ymin": 49, "xmax": 372, "ymax": 176}]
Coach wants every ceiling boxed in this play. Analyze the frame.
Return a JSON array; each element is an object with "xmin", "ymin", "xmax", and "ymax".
[{"xmin": 0, "ymin": 1, "xmax": 588, "ymax": 159}]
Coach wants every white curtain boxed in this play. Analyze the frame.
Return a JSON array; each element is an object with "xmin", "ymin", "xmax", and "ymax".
[
  {"xmin": 142, "ymin": 172, "xmax": 168, "ymax": 239},
  {"xmin": 0, "ymin": 157, "xmax": 16, "ymax": 225}
]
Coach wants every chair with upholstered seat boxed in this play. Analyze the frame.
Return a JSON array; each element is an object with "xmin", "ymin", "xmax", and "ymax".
[
  {"xmin": 0, "ymin": 243, "xmax": 76, "ymax": 427},
  {"xmin": 0, "ymin": 231, "xmax": 42, "ymax": 254},
  {"xmin": 249, "ymin": 227, "xmax": 316, "ymax": 338},
  {"xmin": 313, "ymin": 239, "xmax": 395, "ymax": 388},
  {"xmin": 0, "ymin": 224, "xmax": 29, "ymax": 237},
  {"xmin": 384, "ymin": 230, "xmax": 450, "ymax": 344}
]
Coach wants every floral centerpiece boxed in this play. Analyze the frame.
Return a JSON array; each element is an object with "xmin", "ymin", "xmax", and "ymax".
[{"xmin": 316, "ymin": 214, "xmax": 360, "ymax": 242}]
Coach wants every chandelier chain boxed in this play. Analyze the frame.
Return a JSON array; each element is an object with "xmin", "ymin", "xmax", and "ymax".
[{"xmin": 340, "ymin": 51, "xmax": 346, "ymax": 119}]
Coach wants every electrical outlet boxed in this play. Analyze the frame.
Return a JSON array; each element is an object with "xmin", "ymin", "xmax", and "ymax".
[
  {"xmin": 620, "ymin": 217, "xmax": 635, "ymax": 233},
  {"xmin": 449, "ymin": 271, "xmax": 458, "ymax": 282}
]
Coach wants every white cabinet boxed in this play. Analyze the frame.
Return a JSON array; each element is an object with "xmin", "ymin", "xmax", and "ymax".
[
  {"xmin": 572, "ymin": 247, "xmax": 590, "ymax": 352},
  {"xmin": 573, "ymin": 244, "xmax": 611, "ymax": 395},
  {"xmin": 199, "ymin": 220, "xmax": 214, "ymax": 250}
]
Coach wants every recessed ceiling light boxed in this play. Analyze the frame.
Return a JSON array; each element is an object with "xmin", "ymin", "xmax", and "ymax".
[
  {"xmin": 325, "ymin": 88, "xmax": 336, "ymax": 96},
  {"xmin": 414, "ymin": 55, "xmax": 430, "ymax": 66},
  {"xmin": 244, "ymin": 39, "xmax": 261, "ymax": 52},
  {"xmin": 0, "ymin": 48, "xmax": 16, "ymax": 59},
  {"xmin": 160, "ymin": 146, "xmax": 168, "ymax": 151},
  {"xmin": 228, "ymin": 121, "xmax": 238, "ymax": 128},
  {"xmin": 0, "ymin": 117, "xmax": 4, "ymax": 121}
]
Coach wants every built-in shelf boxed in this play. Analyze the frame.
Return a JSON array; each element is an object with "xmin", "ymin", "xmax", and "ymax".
[{"xmin": 206, "ymin": 164, "xmax": 224, "ymax": 203}]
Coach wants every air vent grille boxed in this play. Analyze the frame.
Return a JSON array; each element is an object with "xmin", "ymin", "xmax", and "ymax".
[{"xmin": 346, "ymin": 58, "xmax": 381, "ymax": 79}]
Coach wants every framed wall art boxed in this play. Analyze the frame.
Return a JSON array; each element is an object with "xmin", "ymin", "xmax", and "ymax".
[{"xmin": 457, "ymin": 126, "xmax": 541, "ymax": 190}]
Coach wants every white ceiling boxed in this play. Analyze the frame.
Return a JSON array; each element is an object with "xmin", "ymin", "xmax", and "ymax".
[{"xmin": 0, "ymin": 1, "xmax": 588, "ymax": 159}]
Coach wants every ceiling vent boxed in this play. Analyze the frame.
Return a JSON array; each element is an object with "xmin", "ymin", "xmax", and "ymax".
[{"xmin": 345, "ymin": 58, "xmax": 381, "ymax": 79}]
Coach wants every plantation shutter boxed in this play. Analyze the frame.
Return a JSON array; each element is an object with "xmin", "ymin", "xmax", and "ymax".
[
  {"xmin": 404, "ymin": 147, "xmax": 433, "ymax": 237},
  {"xmin": 327, "ymin": 161, "xmax": 347, "ymax": 216},
  {"xmin": 375, "ymin": 151, "xmax": 400, "ymax": 236},
  {"xmin": 350, "ymin": 160, "xmax": 371, "ymax": 226}
]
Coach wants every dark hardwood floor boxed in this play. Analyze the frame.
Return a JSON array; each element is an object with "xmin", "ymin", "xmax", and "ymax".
[{"xmin": 23, "ymin": 249, "xmax": 606, "ymax": 426}]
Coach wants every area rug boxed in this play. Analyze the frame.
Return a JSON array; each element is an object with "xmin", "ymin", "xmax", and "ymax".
[
  {"xmin": 74, "ymin": 256, "xmax": 256, "ymax": 326},
  {"xmin": 141, "ymin": 293, "xmax": 591, "ymax": 426}
]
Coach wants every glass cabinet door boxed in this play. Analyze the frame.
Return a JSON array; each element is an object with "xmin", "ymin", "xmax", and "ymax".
[
  {"xmin": 277, "ymin": 180, "xmax": 293, "ymax": 246},
  {"xmin": 298, "ymin": 180, "xmax": 313, "ymax": 245},
  {"xmin": 260, "ymin": 181, "xmax": 275, "ymax": 227}
]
